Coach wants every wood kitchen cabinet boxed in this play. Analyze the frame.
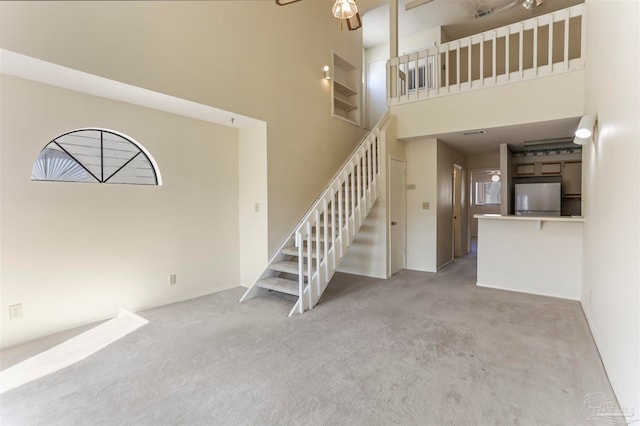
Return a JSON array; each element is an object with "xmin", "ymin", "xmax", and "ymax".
[
  {"xmin": 562, "ymin": 161, "xmax": 582, "ymax": 197},
  {"xmin": 515, "ymin": 163, "xmax": 536, "ymax": 176}
]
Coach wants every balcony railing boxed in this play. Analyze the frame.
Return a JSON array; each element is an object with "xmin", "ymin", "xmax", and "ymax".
[{"xmin": 387, "ymin": 4, "xmax": 585, "ymax": 106}]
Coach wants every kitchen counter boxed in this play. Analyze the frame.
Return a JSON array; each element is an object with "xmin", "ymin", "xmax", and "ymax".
[{"xmin": 475, "ymin": 214, "xmax": 584, "ymax": 300}]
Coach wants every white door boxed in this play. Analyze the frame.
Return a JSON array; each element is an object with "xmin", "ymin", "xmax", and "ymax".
[
  {"xmin": 390, "ymin": 158, "xmax": 406, "ymax": 274},
  {"xmin": 367, "ymin": 58, "xmax": 388, "ymax": 129}
]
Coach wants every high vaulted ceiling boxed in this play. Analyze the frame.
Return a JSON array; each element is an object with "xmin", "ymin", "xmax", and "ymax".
[{"xmin": 360, "ymin": 0, "xmax": 583, "ymax": 48}]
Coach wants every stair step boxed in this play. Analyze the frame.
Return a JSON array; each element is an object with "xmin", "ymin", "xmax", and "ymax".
[
  {"xmin": 281, "ymin": 246, "xmax": 321, "ymax": 258},
  {"xmin": 270, "ymin": 261, "xmax": 309, "ymax": 276},
  {"xmin": 257, "ymin": 277, "xmax": 300, "ymax": 296}
]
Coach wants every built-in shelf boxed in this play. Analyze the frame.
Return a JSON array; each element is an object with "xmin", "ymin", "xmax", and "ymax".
[
  {"xmin": 334, "ymin": 80, "xmax": 357, "ymax": 97},
  {"xmin": 334, "ymin": 97, "xmax": 357, "ymax": 112},
  {"xmin": 332, "ymin": 52, "xmax": 360, "ymax": 126}
]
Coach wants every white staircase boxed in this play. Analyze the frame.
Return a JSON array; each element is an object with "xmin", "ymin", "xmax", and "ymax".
[{"xmin": 239, "ymin": 119, "xmax": 383, "ymax": 316}]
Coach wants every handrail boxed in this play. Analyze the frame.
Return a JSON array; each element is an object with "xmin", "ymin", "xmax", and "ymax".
[
  {"xmin": 288, "ymin": 114, "xmax": 386, "ymax": 315},
  {"xmin": 388, "ymin": 3, "xmax": 585, "ymax": 105},
  {"xmin": 240, "ymin": 112, "xmax": 387, "ymax": 316},
  {"xmin": 266, "ymin": 111, "xmax": 389, "ymax": 264}
]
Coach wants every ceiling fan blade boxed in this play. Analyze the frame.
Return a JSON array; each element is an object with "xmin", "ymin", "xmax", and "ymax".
[
  {"xmin": 493, "ymin": 0, "xmax": 519, "ymax": 14},
  {"xmin": 405, "ymin": 0, "xmax": 436, "ymax": 11}
]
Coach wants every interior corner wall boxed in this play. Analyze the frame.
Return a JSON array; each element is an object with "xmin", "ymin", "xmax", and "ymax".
[
  {"xmin": 580, "ymin": 0, "xmax": 640, "ymax": 416},
  {"xmin": 239, "ymin": 124, "xmax": 268, "ymax": 287},
  {"xmin": 0, "ymin": 75, "xmax": 240, "ymax": 348},
  {"xmin": 0, "ymin": 1, "xmax": 366, "ymax": 257},
  {"xmin": 436, "ymin": 141, "xmax": 467, "ymax": 269},
  {"xmin": 405, "ymin": 138, "xmax": 438, "ymax": 272}
]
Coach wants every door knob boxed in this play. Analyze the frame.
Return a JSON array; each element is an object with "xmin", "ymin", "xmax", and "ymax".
[{"xmin": 391, "ymin": 221, "xmax": 397, "ymax": 225}]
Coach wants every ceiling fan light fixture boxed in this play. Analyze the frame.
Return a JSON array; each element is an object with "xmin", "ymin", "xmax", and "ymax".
[
  {"xmin": 332, "ymin": 0, "xmax": 358, "ymax": 20},
  {"xmin": 522, "ymin": 0, "xmax": 543, "ymax": 10}
]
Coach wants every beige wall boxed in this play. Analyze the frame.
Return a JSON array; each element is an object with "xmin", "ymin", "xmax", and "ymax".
[
  {"xmin": 0, "ymin": 1, "xmax": 366, "ymax": 255},
  {"xmin": 239, "ymin": 124, "xmax": 268, "ymax": 287},
  {"xmin": 0, "ymin": 76, "xmax": 240, "ymax": 348},
  {"xmin": 405, "ymin": 138, "xmax": 438, "ymax": 271},
  {"xmin": 581, "ymin": 0, "xmax": 639, "ymax": 416},
  {"xmin": 405, "ymin": 138, "xmax": 467, "ymax": 271},
  {"xmin": 392, "ymin": 70, "xmax": 584, "ymax": 139}
]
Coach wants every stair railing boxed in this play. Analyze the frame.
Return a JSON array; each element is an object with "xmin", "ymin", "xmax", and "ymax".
[
  {"xmin": 291, "ymin": 120, "xmax": 382, "ymax": 315},
  {"xmin": 387, "ymin": 3, "xmax": 585, "ymax": 105}
]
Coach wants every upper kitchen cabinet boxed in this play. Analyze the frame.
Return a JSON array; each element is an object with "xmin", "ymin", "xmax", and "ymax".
[{"xmin": 562, "ymin": 161, "xmax": 582, "ymax": 197}]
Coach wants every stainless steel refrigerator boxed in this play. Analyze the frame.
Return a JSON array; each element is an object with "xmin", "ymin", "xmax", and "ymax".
[{"xmin": 515, "ymin": 183, "xmax": 561, "ymax": 216}]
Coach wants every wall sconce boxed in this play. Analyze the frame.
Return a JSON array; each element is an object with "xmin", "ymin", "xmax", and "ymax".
[
  {"xmin": 574, "ymin": 115, "xmax": 597, "ymax": 145},
  {"xmin": 322, "ymin": 65, "xmax": 331, "ymax": 80}
]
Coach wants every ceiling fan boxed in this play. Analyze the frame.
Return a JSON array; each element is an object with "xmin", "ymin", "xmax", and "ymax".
[
  {"xmin": 275, "ymin": 0, "xmax": 362, "ymax": 31},
  {"xmin": 405, "ymin": 0, "xmax": 544, "ymax": 15}
]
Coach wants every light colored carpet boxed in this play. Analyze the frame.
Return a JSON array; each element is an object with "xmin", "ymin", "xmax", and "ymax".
[{"xmin": 0, "ymin": 253, "xmax": 614, "ymax": 425}]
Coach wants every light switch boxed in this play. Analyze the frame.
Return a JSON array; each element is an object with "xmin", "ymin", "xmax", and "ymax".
[
  {"xmin": 407, "ymin": 184, "xmax": 416, "ymax": 190},
  {"xmin": 422, "ymin": 202, "xmax": 430, "ymax": 210},
  {"xmin": 254, "ymin": 203, "xmax": 260, "ymax": 213}
]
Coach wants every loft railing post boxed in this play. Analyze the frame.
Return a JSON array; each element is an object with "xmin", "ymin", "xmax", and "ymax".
[
  {"xmin": 506, "ymin": 25, "xmax": 511, "ymax": 81},
  {"xmin": 519, "ymin": 23, "xmax": 524, "ymax": 80},
  {"xmin": 479, "ymin": 34, "xmax": 484, "ymax": 84},
  {"xmin": 467, "ymin": 39, "xmax": 472, "ymax": 86},
  {"xmin": 492, "ymin": 30, "xmax": 497, "ymax": 84},
  {"xmin": 579, "ymin": 5, "xmax": 586, "ymax": 65},
  {"xmin": 456, "ymin": 41, "xmax": 461, "ymax": 90}
]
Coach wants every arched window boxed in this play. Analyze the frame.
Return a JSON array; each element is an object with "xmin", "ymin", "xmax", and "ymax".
[{"xmin": 32, "ymin": 129, "xmax": 161, "ymax": 185}]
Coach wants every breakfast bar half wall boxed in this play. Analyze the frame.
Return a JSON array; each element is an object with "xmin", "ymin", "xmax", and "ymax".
[{"xmin": 475, "ymin": 214, "xmax": 585, "ymax": 300}]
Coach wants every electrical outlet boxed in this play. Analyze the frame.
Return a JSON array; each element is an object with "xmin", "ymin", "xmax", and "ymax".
[
  {"xmin": 169, "ymin": 274, "xmax": 177, "ymax": 285},
  {"xmin": 9, "ymin": 304, "xmax": 23, "ymax": 320}
]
